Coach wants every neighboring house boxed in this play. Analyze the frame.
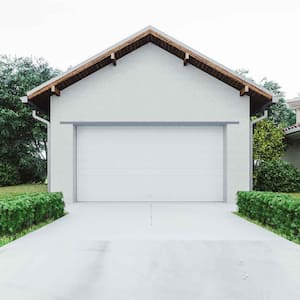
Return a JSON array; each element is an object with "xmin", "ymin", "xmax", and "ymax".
[
  {"xmin": 283, "ymin": 97, "xmax": 300, "ymax": 169},
  {"xmin": 21, "ymin": 26, "xmax": 272, "ymax": 203}
]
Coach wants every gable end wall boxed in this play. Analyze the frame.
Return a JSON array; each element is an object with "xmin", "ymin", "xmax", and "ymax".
[{"xmin": 50, "ymin": 44, "xmax": 250, "ymax": 202}]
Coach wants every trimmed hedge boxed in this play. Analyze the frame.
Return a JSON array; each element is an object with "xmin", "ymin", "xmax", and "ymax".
[
  {"xmin": 0, "ymin": 192, "xmax": 64, "ymax": 236},
  {"xmin": 237, "ymin": 191, "xmax": 300, "ymax": 241}
]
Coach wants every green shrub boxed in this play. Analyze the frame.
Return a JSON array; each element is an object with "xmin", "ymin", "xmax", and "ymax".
[
  {"xmin": 0, "ymin": 192, "xmax": 64, "ymax": 236},
  {"xmin": 254, "ymin": 160, "xmax": 300, "ymax": 192},
  {"xmin": 237, "ymin": 191, "xmax": 300, "ymax": 241},
  {"xmin": 0, "ymin": 162, "xmax": 21, "ymax": 186},
  {"xmin": 19, "ymin": 156, "xmax": 47, "ymax": 184}
]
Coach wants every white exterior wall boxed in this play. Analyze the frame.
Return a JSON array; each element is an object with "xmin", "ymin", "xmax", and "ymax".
[
  {"xmin": 50, "ymin": 44, "xmax": 250, "ymax": 203},
  {"xmin": 283, "ymin": 142, "xmax": 300, "ymax": 170},
  {"xmin": 297, "ymin": 110, "xmax": 300, "ymax": 124}
]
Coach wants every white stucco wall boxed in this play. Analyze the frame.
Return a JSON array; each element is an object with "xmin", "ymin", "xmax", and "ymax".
[
  {"xmin": 283, "ymin": 141, "xmax": 300, "ymax": 170},
  {"xmin": 50, "ymin": 43, "xmax": 250, "ymax": 203}
]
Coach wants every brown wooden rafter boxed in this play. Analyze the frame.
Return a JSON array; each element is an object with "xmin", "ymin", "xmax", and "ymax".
[
  {"xmin": 183, "ymin": 53, "xmax": 189, "ymax": 66},
  {"xmin": 51, "ymin": 86, "xmax": 60, "ymax": 96},
  {"xmin": 240, "ymin": 85, "xmax": 249, "ymax": 97},
  {"xmin": 25, "ymin": 27, "xmax": 272, "ymax": 115},
  {"xmin": 110, "ymin": 53, "xmax": 117, "ymax": 66}
]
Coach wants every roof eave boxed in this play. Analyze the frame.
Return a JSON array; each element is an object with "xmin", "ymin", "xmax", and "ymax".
[{"xmin": 25, "ymin": 26, "xmax": 273, "ymax": 114}]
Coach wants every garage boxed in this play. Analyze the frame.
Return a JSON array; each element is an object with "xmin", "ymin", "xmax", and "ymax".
[
  {"xmin": 77, "ymin": 125, "xmax": 224, "ymax": 202},
  {"xmin": 24, "ymin": 27, "xmax": 273, "ymax": 203}
]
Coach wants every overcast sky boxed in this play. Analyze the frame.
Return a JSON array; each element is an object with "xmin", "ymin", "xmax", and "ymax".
[{"xmin": 1, "ymin": 0, "xmax": 299, "ymax": 98}]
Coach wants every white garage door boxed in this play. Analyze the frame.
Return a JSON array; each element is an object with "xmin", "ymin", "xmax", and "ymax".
[{"xmin": 77, "ymin": 126, "xmax": 224, "ymax": 202}]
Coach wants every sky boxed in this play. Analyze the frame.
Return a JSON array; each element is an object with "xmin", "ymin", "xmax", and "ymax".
[{"xmin": 1, "ymin": 0, "xmax": 300, "ymax": 98}]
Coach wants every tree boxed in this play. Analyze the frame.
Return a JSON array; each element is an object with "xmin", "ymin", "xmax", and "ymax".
[
  {"xmin": 253, "ymin": 119, "xmax": 285, "ymax": 162},
  {"xmin": 236, "ymin": 69, "xmax": 296, "ymax": 127},
  {"xmin": 0, "ymin": 55, "xmax": 60, "ymax": 186},
  {"xmin": 260, "ymin": 78, "xmax": 296, "ymax": 127}
]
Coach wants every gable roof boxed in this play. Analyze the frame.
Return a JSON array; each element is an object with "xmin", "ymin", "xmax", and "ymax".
[{"xmin": 22, "ymin": 26, "xmax": 273, "ymax": 115}]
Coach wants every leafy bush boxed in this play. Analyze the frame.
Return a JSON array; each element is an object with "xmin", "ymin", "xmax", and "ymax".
[
  {"xmin": 0, "ymin": 162, "xmax": 21, "ymax": 186},
  {"xmin": 237, "ymin": 191, "xmax": 300, "ymax": 241},
  {"xmin": 0, "ymin": 192, "xmax": 64, "ymax": 236},
  {"xmin": 19, "ymin": 155, "xmax": 47, "ymax": 183},
  {"xmin": 253, "ymin": 119, "xmax": 285, "ymax": 162},
  {"xmin": 254, "ymin": 160, "xmax": 300, "ymax": 192}
]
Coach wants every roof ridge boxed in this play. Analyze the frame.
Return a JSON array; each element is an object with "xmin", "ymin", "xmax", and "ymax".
[{"xmin": 22, "ymin": 26, "xmax": 272, "ymax": 114}]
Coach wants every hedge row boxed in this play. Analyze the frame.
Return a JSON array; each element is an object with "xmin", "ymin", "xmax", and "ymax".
[
  {"xmin": 0, "ymin": 192, "xmax": 64, "ymax": 236},
  {"xmin": 237, "ymin": 191, "xmax": 300, "ymax": 241}
]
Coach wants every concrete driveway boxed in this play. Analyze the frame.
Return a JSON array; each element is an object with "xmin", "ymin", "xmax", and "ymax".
[{"xmin": 1, "ymin": 202, "xmax": 300, "ymax": 300}]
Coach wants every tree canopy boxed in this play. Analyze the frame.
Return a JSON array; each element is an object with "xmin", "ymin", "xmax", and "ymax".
[
  {"xmin": 236, "ymin": 69, "xmax": 293, "ymax": 169},
  {"xmin": 236, "ymin": 69, "xmax": 296, "ymax": 127},
  {"xmin": 0, "ymin": 55, "xmax": 60, "ymax": 186}
]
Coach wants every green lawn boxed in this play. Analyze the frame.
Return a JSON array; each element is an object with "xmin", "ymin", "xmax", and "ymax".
[
  {"xmin": 0, "ymin": 184, "xmax": 47, "ymax": 198},
  {"xmin": 289, "ymin": 193, "xmax": 300, "ymax": 199}
]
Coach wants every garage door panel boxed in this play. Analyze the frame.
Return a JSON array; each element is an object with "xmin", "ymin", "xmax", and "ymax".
[
  {"xmin": 79, "ymin": 150, "xmax": 221, "ymax": 169},
  {"xmin": 78, "ymin": 173, "xmax": 223, "ymax": 202},
  {"xmin": 77, "ymin": 126, "xmax": 224, "ymax": 202}
]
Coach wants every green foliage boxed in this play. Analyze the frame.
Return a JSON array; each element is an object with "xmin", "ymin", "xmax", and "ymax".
[
  {"xmin": 0, "ymin": 192, "xmax": 64, "ymax": 236},
  {"xmin": 261, "ymin": 79, "xmax": 295, "ymax": 127},
  {"xmin": 261, "ymin": 79, "xmax": 283, "ymax": 96},
  {"xmin": 0, "ymin": 56, "xmax": 60, "ymax": 185},
  {"xmin": 254, "ymin": 160, "xmax": 300, "ymax": 192},
  {"xmin": 236, "ymin": 69, "xmax": 295, "ymax": 127},
  {"xmin": 0, "ymin": 219, "xmax": 53, "ymax": 247},
  {"xmin": 253, "ymin": 119, "xmax": 285, "ymax": 161},
  {"xmin": 0, "ymin": 162, "xmax": 21, "ymax": 186},
  {"xmin": 267, "ymin": 98, "xmax": 296, "ymax": 128},
  {"xmin": 237, "ymin": 191, "xmax": 300, "ymax": 242}
]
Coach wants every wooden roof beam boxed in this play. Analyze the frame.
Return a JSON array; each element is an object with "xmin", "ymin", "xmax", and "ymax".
[
  {"xmin": 51, "ymin": 86, "xmax": 60, "ymax": 96},
  {"xmin": 240, "ymin": 85, "xmax": 249, "ymax": 97},
  {"xmin": 183, "ymin": 53, "xmax": 189, "ymax": 66},
  {"xmin": 25, "ymin": 27, "xmax": 272, "ymax": 110},
  {"xmin": 110, "ymin": 53, "xmax": 117, "ymax": 66}
]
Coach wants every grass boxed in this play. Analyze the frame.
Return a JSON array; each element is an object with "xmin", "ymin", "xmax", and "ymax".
[
  {"xmin": 234, "ymin": 211, "xmax": 300, "ymax": 245},
  {"xmin": 0, "ymin": 219, "xmax": 53, "ymax": 247},
  {"xmin": 0, "ymin": 184, "xmax": 47, "ymax": 198},
  {"xmin": 288, "ymin": 193, "xmax": 300, "ymax": 199}
]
